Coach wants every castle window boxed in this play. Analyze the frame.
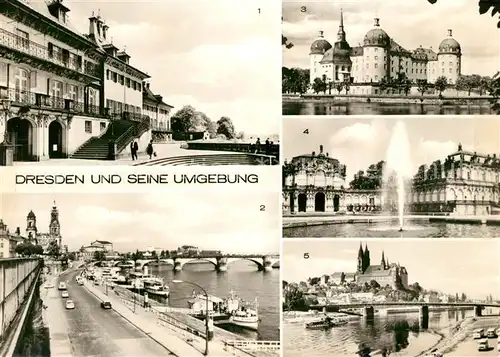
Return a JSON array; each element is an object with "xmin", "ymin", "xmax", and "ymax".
[
  {"xmin": 449, "ymin": 68, "xmax": 452, "ymax": 73},
  {"xmin": 467, "ymin": 172, "xmax": 471, "ymax": 180},
  {"xmin": 366, "ymin": 63, "xmax": 369, "ymax": 68},
  {"xmin": 449, "ymin": 61, "xmax": 452, "ymax": 66},
  {"xmin": 374, "ymin": 56, "xmax": 378, "ymax": 60},
  {"xmin": 375, "ymin": 63, "xmax": 378, "ymax": 68},
  {"xmin": 15, "ymin": 28, "xmax": 29, "ymax": 49},
  {"xmin": 112, "ymin": 72, "xmax": 117, "ymax": 83},
  {"xmin": 85, "ymin": 120, "xmax": 92, "ymax": 134},
  {"xmin": 442, "ymin": 68, "xmax": 445, "ymax": 73},
  {"xmin": 374, "ymin": 48, "xmax": 378, "ymax": 52},
  {"xmin": 106, "ymin": 70, "xmax": 110, "ymax": 80}
]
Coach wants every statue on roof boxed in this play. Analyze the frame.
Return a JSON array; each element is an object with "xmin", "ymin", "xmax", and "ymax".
[{"xmin": 458, "ymin": 143, "xmax": 462, "ymax": 151}]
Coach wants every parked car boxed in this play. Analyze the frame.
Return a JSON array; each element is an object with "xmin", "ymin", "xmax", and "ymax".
[
  {"xmin": 101, "ymin": 301, "xmax": 112, "ymax": 309},
  {"xmin": 477, "ymin": 338, "xmax": 489, "ymax": 352},
  {"xmin": 426, "ymin": 348, "xmax": 443, "ymax": 357},
  {"xmin": 58, "ymin": 282, "xmax": 67, "ymax": 291},
  {"xmin": 61, "ymin": 291, "xmax": 69, "ymax": 298},
  {"xmin": 65, "ymin": 300, "xmax": 75, "ymax": 310},
  {"xmin": 487, "ymin": 328, "xmax": 497, "ymax": 338}
]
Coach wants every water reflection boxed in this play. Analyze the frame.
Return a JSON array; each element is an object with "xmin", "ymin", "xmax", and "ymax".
[{"xmin": 282, "ymin": 101, "xmax": 493, "ymax": 116}]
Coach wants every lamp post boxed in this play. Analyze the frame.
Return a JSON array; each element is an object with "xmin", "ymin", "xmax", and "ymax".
[
  {"xmin": 172, "ymin": 279, "xmax": 210, "ymax": 356},
  {"xmin": 0, "ymin": 99, "xmax": 13, "ymax": 166}
]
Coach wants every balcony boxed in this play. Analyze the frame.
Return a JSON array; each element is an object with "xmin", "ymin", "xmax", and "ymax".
[
  {"xmin": 0, "ymin": 28, "xmax": 101, "ymax": 81},
  {"xmin": 0, "ymin": 87, "xmax": 103, "ymax": 117}
]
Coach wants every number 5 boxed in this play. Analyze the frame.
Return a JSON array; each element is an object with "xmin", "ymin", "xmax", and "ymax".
[{"xmin": 303, "ymin": 253, "xmax": 309, "ymax": 259}]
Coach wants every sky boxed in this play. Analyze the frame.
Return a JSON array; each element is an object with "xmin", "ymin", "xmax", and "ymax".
[
  {"xmin": 282, "ymin": 239, "xmax": 500, "ymax": 300},
  {"xmin": 283, "ymin": 0, "xmax": 500, "ymax": 76},
  {"xmin": 0, "ymin": 191, "xmax": 280, "ymax": 253},
  {"xmin": 58, "ymin": 0, "xmax": 281, "ymax": 136},
  {"xmin": 283, "ymin": 117, "xmax": 500, "ymax": 183}
]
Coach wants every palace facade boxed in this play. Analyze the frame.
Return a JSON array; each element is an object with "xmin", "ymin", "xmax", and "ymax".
[
  {"xmin": 332, "ymin": 244, "xmax": 409, "ymax": 290},
  {"xmin": 283, "ymin": 144, "xmax": 500, "ymax": 216},
  {"xmin": 0, "ymin": 0, "xmax": 173, "ymax": 163},
  {"xmin": 309, "ymin": 11, "xmax": 462, "ymax": 94}
]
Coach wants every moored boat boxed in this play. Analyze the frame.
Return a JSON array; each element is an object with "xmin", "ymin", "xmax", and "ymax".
[{"xmin": 305, "ymin": 316, "xmax": 348, "ymax": 330}]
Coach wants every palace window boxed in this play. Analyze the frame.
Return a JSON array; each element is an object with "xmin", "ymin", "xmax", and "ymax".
[
  {"xmin": 483, "ymin": 173, "xmax": 486, "ymax": 180},
  {"xmin": 449, "ymin": 68, "xmax": 452, "ymax": 73},
  {"xmin": 119, "ymin": 75, "xmax": 124, "ymax": 85},
  {"xmin": 374, "ymin": 48, "xmax": 378, "ymax": 52},
  {"xmin": 85, "ymin": 121, "xmax": 92, "ymax": 133},
  {"xmin": 15, "ymin": 68, "xmax": 29, "ymax": 93},
  {"xmin": 126, "ymin": 78, "xmax": 131, "ymax": 88},
  {"xmin": 375, "ymin": 63, "xmax": 378, "ymax": 69},
  {"xmin": 88, "ymin": 88, "xmax": 96, "ymax": 106},
  {"xmin": 112, "ymin": 72, "xmax": 117, "ymax": 83},
  {"xmin": 374, "ymin": 56, "xmax": 378, "ymax": 60},
  {"xmin": 15, "ymin": 28, "xmax": 29, "ymax": 49},
  {"xmin": 100, "ymin": 122, "xmax": 106, "ymax": 131},
  {"xmin": 51, "ymin": 80, "xmax": 63, "ymax": 99},
  {"xmin": 67, "ymin": 84, "xmax": 77, "ymax": 101},
  {"xmin": 106, "ymin": 70, "xmax": 110, "ymax": 80}
]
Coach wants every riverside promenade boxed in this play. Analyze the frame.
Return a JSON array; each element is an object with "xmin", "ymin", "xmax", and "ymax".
[{"xmin": 83, "ymin": 279, "xmax": 272, "ymax": 357}]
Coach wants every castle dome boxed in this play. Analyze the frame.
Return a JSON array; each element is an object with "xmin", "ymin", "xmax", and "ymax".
[
  {"xmin": 363, "ymin": 18, "xmax": 390, "ymax": 48},
  {"xmin": 27, "ymin": 210, "xmax": 36, "ymax": 219},
  {"xmin": 438, "ymin": 29, "xmax": 461, "ymax": 54},
  {"xmin": 310, "ymin": 31, "xmax": 332, "ymax": 55}
]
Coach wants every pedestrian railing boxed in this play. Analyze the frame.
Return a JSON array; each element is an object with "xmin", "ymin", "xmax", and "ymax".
[
  {"xmin": 225, "ymin": 340, "xmax": 281, "ymax": 351},
  {"xmin": 157, "ymin": 313, "xmax": 206, "ymax": 340}
]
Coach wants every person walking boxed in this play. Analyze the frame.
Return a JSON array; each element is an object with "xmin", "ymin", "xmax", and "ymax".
[
  {"xmin": 130, "ymin": 141, "xmax": 135, "ymax": 160},
  {"xmin": 146, "ymin": 140, "xmax": 154, "ymax": 159},
  {"xmin": 132, "ymin": 140, "xmax": 139, "ymax": 160}
]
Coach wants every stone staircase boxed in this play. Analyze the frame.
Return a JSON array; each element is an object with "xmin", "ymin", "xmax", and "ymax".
[
  {"xmin": 70, "ymin": 119, "xmax": 147, "ymax": 160},
  {"xmin": 134, "ymin": 153, "xmax": 278, "ymax": 166}
]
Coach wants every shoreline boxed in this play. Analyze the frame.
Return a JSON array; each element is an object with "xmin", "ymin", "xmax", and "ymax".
[{"xmin": 282, "ymin": 94, "xmax": 493, "ymax": 106}]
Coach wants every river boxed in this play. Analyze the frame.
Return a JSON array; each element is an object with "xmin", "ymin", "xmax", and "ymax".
[
  {"xmin": 145, "ymin": 261, "xmax": 279, "ymax": 341},
  {"xmin": 282, "ymin": 101, "xmax": 493, "ymax": 115},
  {"xmin": 283, "ymin": 309, "xmax": 487, "ymax": 356}
]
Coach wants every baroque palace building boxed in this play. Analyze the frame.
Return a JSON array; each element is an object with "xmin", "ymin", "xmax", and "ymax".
[
  {"xmin": 332, "ymin": 244, "xmax": 409, "ymax": 289},
  {"xmin": 283, "ymin": 144, "xmax": 500, "ymax": 217},
  {"xmin": 0, "ymin": 0, "xmax": 172, "ymax": 163},
  {"xmin": 309, "ymin": 10, "xmax": 461, "ymax": 94}
]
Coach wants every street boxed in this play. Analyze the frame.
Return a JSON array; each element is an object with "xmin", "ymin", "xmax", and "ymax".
[
  {"xmin": 447, "ymin": 317, "xmax": 500, "ymax": 356},
  {"xmin": 56, "ymin": 269, "xmax": 174, "ymax": 356}
]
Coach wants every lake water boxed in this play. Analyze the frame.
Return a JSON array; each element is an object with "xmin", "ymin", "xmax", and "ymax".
[
  {"xmin": 147, "ymin": 261, "xmax": 280, "ymax": 341},
  {"xmin": 282, "ymin": 101, "xmax": 494, "ymax": 115},
  {"xmin": 283, "ymin": 219, "xmax": 500, "ymax": 238},
  {"xmin": 283, "ymin": 309, "xmax": 480, "ymax": 356}
]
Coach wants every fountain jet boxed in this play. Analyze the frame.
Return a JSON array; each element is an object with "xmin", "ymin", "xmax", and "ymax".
[{"xmin": 384, "ymin": 121, "xmax": 413, "ymax": 231}]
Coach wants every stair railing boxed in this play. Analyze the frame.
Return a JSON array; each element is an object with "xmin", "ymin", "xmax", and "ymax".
[{"xmin": 114, "ymin": 115, "xmax": 152, "ymax": 154}]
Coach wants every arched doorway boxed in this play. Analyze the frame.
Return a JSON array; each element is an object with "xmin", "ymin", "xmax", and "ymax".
[
  {"xmin": 7, "ymin": 118, "xmax": 33, "ymax": 161},
  {"xmin": 315, "ymin": 192, "xmax": 325, "ymax": 212},
  {"xmin": 298, "ymin": 193, "xmax": 307, "ymax": 212},
  {"xmin": 49, "ymin": 121, "xmax": 63, "ymax": 158},
  {"xmin": 289, "ymin": 192, "xmax": 295, "ymax": 213},
  {"xmin": 333, "ymin": 194, "xmax": 340, "ymax": 212}
]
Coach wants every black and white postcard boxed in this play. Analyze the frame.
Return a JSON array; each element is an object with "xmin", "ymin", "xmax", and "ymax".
[
  {"xmin": 282, "ymin": 239, "xmax": 500, "ymax": 357},
  {"xmin": 282, "ymin": 0, "xmax": 500, "ymax": 115},
  {"xmin": 282, "ymin": 116, "xmax": 500, "ymax": 238}
]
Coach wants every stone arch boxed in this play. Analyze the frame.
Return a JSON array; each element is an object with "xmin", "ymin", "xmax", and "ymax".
[
  {"xmin": 6, "ymin": 116, "xmax": 37, "ymax": 161},
  {"xmin": 181, "ymin": 258, "xmax": 218, "ymax": 270},
  {"xmin": 227, "ymin": 258, "xmax": 264, "ymax": 270},
  {"xmin": 48, "ymin": 117, "xmax": 68, "ymax": 158},
  {"xmin": 315, "ymin": 192, "xmax": 326, "ymax": 212},
  {"xmin": 298, "ymin": 193, "xmax": 307, "ymax": 212}
]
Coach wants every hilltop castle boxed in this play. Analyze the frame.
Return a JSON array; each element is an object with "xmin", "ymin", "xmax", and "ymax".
[{"xmin": 309, "ymin": 10, "xmax": 462, "ymax": 94}]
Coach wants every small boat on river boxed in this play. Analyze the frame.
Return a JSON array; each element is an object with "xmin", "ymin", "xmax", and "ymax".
[{"xmin": 305, "ymin": 316, "xmax": 348, "ymax": 330}]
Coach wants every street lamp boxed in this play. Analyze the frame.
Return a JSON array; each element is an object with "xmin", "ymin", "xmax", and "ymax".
[
  {"xmin": 172, "ymin": 279, "xmax": 210, "ymax": 356},
  {"xmin": 1, "ymin": 99, "xmax": 12, "ymax": 144}
]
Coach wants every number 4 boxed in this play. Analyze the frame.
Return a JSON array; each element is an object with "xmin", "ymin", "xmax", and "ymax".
[{"xmin": 303, "ymin": 129, "xmax": 309, "ymax": 134}]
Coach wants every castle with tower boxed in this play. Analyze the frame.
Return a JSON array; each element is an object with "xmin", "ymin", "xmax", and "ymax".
[
  {"xmin": 309, "ymin": 10, "xmax": 462, "ymax": 94},
  {"xmin": 25, "ymin": 201, "xmax": 62, "ymax": 253}
]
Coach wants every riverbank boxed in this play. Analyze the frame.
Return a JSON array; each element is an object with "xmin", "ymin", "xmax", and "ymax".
[{"xmin": 282, "ymin": 94, "xmax": 493, "ymax": 106}]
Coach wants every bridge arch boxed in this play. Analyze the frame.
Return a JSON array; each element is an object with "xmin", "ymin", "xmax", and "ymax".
[
  {"xmin": 225, "ymin": 257, "xmax": 264, "ymax": 270},
  {"xmin": 177, "ymin": 258, "xmax": 219, "ymax": 271}
]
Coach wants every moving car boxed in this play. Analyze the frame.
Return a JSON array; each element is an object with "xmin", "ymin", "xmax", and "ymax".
[
  {"xmin": 58, "ymin": 282, "xmax": 67, "ymax": 291},
  {"xmin": 61, "ymin": 291, "xmax": 69, "ymax": 298},
  {"xmin": 486, "ymin": 327, "xmax": 497, "ymax": 338},
  {"xmin": 101, "ymin": 301, "xmax": 112, "ymax": 309},
  {"xmin": 473, "ymin": 328, "xmax": 485, "ymax": 339},
  {"xmin": 65, "ymin": 300, "xmax": 75, "ymax": 310},
  {"xmin": 477, "ymin": 338, "xmax": 489, "ymax": 351}
]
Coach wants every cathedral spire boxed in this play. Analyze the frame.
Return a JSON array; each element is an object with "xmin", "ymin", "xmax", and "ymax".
[
  {"xmin": 381, "ymin": 251, "xmax": 386, "ymax": 269},
  {"xmin": 357, "ymin": 242, "xmax": 364, "ymax": 273},
  {"xmin": 337, "ymin": 8, "xmax": 346, "ymax": 43}
]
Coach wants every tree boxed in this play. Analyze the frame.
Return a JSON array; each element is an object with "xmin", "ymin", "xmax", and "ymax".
[
  {"xmin": 379, "ymin": 76, "xmax": 392, "ymax": 93},
  {"xmin": 283, "ymin": 285, "xmax": 308, "ymax": 311},
  {"xmin": 370, "ymin": 279, "xmax": 381, "ymax": 290},
  {"xmin": 461, "ymin": 292, "xmax": 467, "ymax": 302},
  {"xmin": 151, "ymin": 250, "xmax": 158, "ymax": 259},
  {"xmin": 195, "ymin": 111, "xmax": 216, "ymax": 138},
  {"xmin": 282, "ymin": 35, "xmax": 294, "ymax": 49},
  {"xmin": 216, "ymin": 117, "xmax": 236, "ymax": 139},
  {"xmin": 131, "ymin": 249, "xmax": 144, "ymax": 264},
  {"xmin": 171, "ymin": 105, "xmax": 198, "ymax": 133},
  {"xmin": 456, "ymin": 75, "xmax": 481, "ymax": 96},
  {"xmin": 308, "ymin": 277, "xmax": 321, "ymax": 286},
  {"xmin": 282, "ymin": 67, "xmax": 309, "ymax": 94},
  {"xmin": 67, "ymin": 252, "xmax": 76, "ymax": 261},
  {"xmin": 235, "ymin": 131, "xmax": 245, "ymax": 140},
  {"xmin": 312, "ymin": 77, "xmax": 327, "ymax": 94},
  {"xmin": 335, "ymin": 82, "xmax": 344, "ymax": 94},
  {"xmin": 93, "ymin": 250, "xmax": 106, "ymax": 262},
  {"xmin": 47, "ymin": 240, "xmax": 60, "ymax": 259},
  {"xmin": 427, "ymin": 0, "xmax": 500, "ymax": 28},
  {"xmin": 434, "ymin": 76, "xmax": 448, "ymax": 97},
  {"xmin": 416, "ymin": 79, "xmax": 429, "ymax": 96},
  {"xmin": 479, "ymin": 77, "xmax": 491, "ymax": 95}
]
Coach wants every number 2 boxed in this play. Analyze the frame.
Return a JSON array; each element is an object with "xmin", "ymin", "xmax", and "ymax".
[
  {"xmin": 303, "ymin": 253, "xmax": 309, "ymax": 259},
  {"xmin": 260, "ymin": 205, "xmax": 265, "ymax": 211}
]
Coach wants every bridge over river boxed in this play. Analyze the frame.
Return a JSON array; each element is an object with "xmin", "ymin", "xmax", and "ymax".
[
  {"xmin": 310, "ymin": 301, "xmax": 500, "ymax": 328},
  {"xmin": 116, "ymin": 254, "xmax": 280, "ymax": 272}
]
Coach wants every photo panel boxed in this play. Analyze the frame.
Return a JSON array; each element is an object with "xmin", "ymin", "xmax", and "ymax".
[
  {"xmin": 0, "ymin": 183, "xmax": 281, "ymax": 356},
  {"xmin": 282, "ymin": 0, "xmax": 499, "ymax": 116},
  {"xmin": 0, "ymin": 0, "xmax": 280, "ymax": 167},
  {"xmin": 282, "ymin": 238, "xmax": 500, "ymax": 357},
  {"xmin": 282, "ymin": 116, "xmax": 500, "ymax": 238}
]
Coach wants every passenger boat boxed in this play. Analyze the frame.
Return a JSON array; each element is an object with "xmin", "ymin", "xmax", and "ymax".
[
  {"xmin": 143, "ymin": 280, "xmax": 170, "ymax": 297},
  {"xmin": 304, "ymin": 316, "xmax": 348, "ymax": 330},
  {"xmin": 229, "ymin": 297, "xmax": 259, "ymax": 330}
]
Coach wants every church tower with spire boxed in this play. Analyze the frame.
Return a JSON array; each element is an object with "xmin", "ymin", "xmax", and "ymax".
[
  {"xmin": 26, "ymin": 210, "xmax": 38, "ymax": 243},
  {"xmin": 357, "ymin": 243, "xmax": 364, "ymax": 273},
  {"xmin": 49, "ymin": 201, "xmax": 62, "ymax": 247},
  {"xmin": 381, "ymin": 251, "xmax": 386, "ymax": 269},
  {"xmin": 363, "ymin": 243, "xmax": 370, "ymax": 272},
  {"xmin": 337, "ymin": 9, "xmax": 346, "ymax": 43}
]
